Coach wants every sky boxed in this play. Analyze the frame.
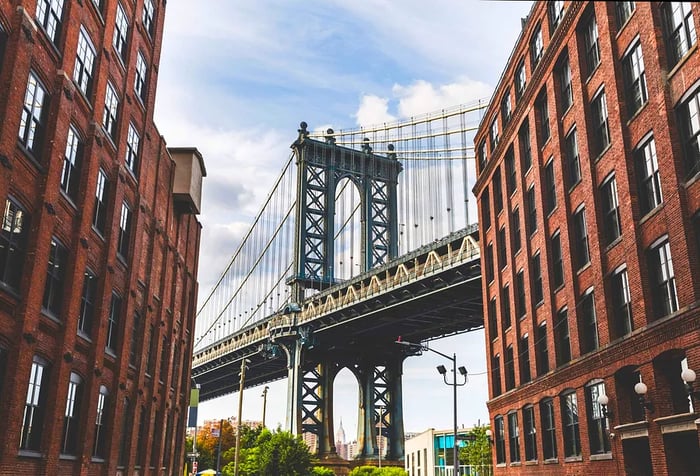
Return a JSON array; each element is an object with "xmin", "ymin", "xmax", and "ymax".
[{"xmin": 154, "ymin": 0, "xmax": 534, "ymax": 439}]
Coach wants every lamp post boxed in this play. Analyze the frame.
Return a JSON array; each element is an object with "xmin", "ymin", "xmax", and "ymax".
[
  {"xmin": 261, "ymin": 386, "xmax": 269, "ymax": 428},
  {"xmin": 233, "ymin": 359, "xmax": 249, "ymax": 476},
  {"xmin": 377, "ymin": 403, "xmax": 385, "ymax": 468},
  {"xmin": 396, "ymin": 340, "xmax": 467, "ymax": 476}
]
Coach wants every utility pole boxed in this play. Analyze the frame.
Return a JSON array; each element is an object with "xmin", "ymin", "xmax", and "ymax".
[
  {"xmin": 216, "ymin": 419, "xmax": 224, "ymax": 476},
  {"xmin": 233, "ymin": 359, "xmax": 248, "ymax": 476}
]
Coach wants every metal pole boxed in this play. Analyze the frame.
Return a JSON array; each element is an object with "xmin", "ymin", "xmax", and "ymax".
[
  {"xmin": 453, "ymin": 353, "xmax": 458, "ymax": 476},
  {"xmin": 233, "ymin": 359, "xmax": 248, "ymax": 476},
  {"xmin": 262, "ymin": 386, "xmax": 269, "ymax": 428},
  {"xmin": 216, "ymin": 419, "xmax": 224, "ymax": 475},
  {"xmin": 378, "ymin": 405, "xmax": 383, "ymax": 468}
]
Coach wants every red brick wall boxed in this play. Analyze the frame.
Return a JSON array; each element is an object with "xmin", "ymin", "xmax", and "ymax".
[
  {"xmin": 0, "ymin": 1, "xmax": 201, "ymax": 475},
  {"xmin": 475, "ymin": 2, "xmax": 700, "ymax": 475}
]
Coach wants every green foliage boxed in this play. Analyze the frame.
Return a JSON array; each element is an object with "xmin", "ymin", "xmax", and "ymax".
[
  {"xmin": 222, "ymin": 428, "xmax": 314, "ymax": 476},
  {"xmin": 311, "ymin": 466, "xmax": 336, "ymax": 475},
  {"xmin": 459, "ymin": 425, "xmax": 493, "ymax": 468},
  {"xmin": 348, "ymin": 467, "xmax": 407, "ymax": 476}
]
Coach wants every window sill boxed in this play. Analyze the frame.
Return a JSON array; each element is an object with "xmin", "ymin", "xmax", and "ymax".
[
  {"xmin": 594, "ymin": 142, "xmax": 612, "ymax": 163},
  {"xmin": 638, "ymin": 202, "xmax": 664, "ymax": 225},
  {"xmin": 585, "ymin": 62, "xmax": 601, "ymax": 85},
  {"xmin": 567, "ymin": 179, "xmax": 581, "ymax": 194},
  {"xmin": 525, "ymin": 460, "xmax": 538, "ymax": 465},
  {"xmin": 77, "ymin": 331, "xmax": 93, "ymax": 343},
  {"xmin": 546, "ymin": 205, "xmax": 558, "ymax": 219},
  {"xmin": 576, "ymin": 262, "xmax": 592, "ymax": 276},
  {"xmin": 91, "ymin": 457, "xmax": 105, "ymax": 463},
  {"xmin": 16, "ymin": 142, "xmax": 45, "ymax": 173},
  {"xmin": 543, "ymin": 458, "xmax": 559, "ymax": 464},
  {"xmin": 509, "ymin": 462, "xmax": 521, "ymax": 467},
  {"xmin": 18, "ymin": 450, "xmax": 42, "ymax": 459},
  {"xmin": 564, "ymin": 456, "xmax": 583, "ymax": 463},
  {"xmin": 0, "ymin": 281, "xmax": 21, "ymax": 301},
  {"xmin": 539, "ymin": 135, "xmax": 551, "ymax": 150},
  {"xmin": 667, "ymin": 43, "xmax": 698, "ymax": 81},
  {"xmin": 603, "ymin": 236, "xmax": 622, "ymax": 253},
  {"xmin": 615, "ymin": 9, "xmax": 636, "ymax": 37},
  {"xmin": 496, "ymin": 463, "xmax": 507, "ymax": 468},
  {"xmin": 535, "ymin": 299, "xmax": 545, "ymax": 309},
  {"xmin": 41, "ymin": 308, "xmax": 62, "ymax": 325},
  {"xmin": 105, "ymin": 348, "xmax": 117, "ymax": 359},
  {"xmin": 625, "ymin": 100, "xmax": 648, "ymax": 126},
  {"xmin": 560, "ymin": 103, "xmax": 574, "ymax": 121},
  {"xmin": 552, "ymin": 283, "xmax": 565, "ymax": 294},
  {"xmin": 58, "ymin": 189, "xmax": 79, "ymax": 211},
  {"xmin": 590, "ymin": 453, "xmax": 612, "ymax": 461},
  {"xmin": 91, "ymin": 225, "xmax": 106, "ymax": 242},
  {"xmin": 59, "ymin": 454, "xmax": 78, "ymax": 461},
  {"xmin": 685, "ymin": 170, "xmax": 700, "ymax": 188}
]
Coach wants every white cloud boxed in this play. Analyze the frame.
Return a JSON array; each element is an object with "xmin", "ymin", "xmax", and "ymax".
[{"xmin": 354, "ymin": 94, "xmax": 397, "ymax": 127}]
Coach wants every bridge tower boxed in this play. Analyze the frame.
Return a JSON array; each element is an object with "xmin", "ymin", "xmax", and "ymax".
[{"xmin": 280, "ymin": 122, "xmax": 406, "ymax": 465}]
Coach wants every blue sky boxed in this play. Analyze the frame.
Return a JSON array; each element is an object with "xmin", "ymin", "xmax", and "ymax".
[{"xmin": 154, "ymin": 0, "xmax": 533, "ymax": 438}]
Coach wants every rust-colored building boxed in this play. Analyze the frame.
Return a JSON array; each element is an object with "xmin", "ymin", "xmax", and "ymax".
[
  {"xmin": 0, "ymin": 1, "xmax": 204, "ymax": 475},
  {"xmin": 474, "ymin": 1, "xmax": 700, "ymax": 475}
]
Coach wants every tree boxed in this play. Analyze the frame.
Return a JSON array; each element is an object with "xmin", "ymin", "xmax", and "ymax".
[
  {"xmin": 459, "ymin": 425, "xmax": 492, "ymax": 468},
  {"xmin": 222, "ymin": 428, "xmax": 314, "ymax": 476},
  {"xmin": 311, "ymin": 467, "xmax": 336, "ymax": 475},
  {"xmin": 348, "ymin": 467, "xmax": 407, "ymax": 476}
]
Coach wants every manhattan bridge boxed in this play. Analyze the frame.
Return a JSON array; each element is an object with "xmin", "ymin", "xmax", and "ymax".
[{"xmin": 191, "ymin": 99, "xmax": 488, "ymax": 464}]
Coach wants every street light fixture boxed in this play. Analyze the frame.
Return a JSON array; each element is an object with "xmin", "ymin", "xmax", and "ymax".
[{"xmin": 396, "ymin": 339, "xmax": 467, "ymax": 476}]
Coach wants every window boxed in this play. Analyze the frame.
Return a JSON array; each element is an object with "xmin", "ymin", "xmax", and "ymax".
[
  {"xmin": 492, "ymin": 353, "xmax": 502, "ymax": 397},
  {"xmin": 561, "ymin": 390, "xmax": 581, "ymax": 457},
  {"xmin": 93, "ymin": 168, "xmax": 109, "ymax": 234},
  {"xmin": 159, "ymin": 336, "xmax": 169, "ymax": 381},
  {"xmin": 502, "ymin": 285, "xmax": 512, "ymax": 330},
  {"xmin": 488, "ymin": 297, "xmax": 498, "ymax": 338},
  {"xmin": 520, "ymin": 334, "xmax": 531, "ymax": 384},
  {"xmin": 501, "ymin": 91, "xmax": 512, "ymax": 127},
  {"xmin": 616, "ymin": 1, "xmax": 635, "ymax": 28},
  {"xmin": 532, "ymin": 252, "xmax": 543, "ymax": 305},
  {"xmin": 548, "ymin": 1, "xmax": 565, "ymax": 32},
  {"xmin": 523, "ymin": 405, "xmax": 537, "ymax": 461},
  {"xmin": 1, "ymin": 198, "xmax": 30, "ymax": 291},
  {"xmin": 551, "ymin": 232, "xmax": 564, "ymax": 289},
  {"xmin": 579, "ymin": 289, "xmax": 599, "ymax": 354},
  {"xmin": 20, "ymin": 356, "xmax": 50, "ymax": 450},
  {"xmin": 662, "ymin": 2, "xmax": 696, "ymax": 68},
  {"xmin": 106, "ymin": 292, "xmax": 122, "ymax": 353},
  {"xmin": 134, "ymin": 51, "xmax": 148, "ymax": 104},
  {"xmin": 544, "ymin": 158, "xmax": 556, "ymax": 214},
  {"xmin": 485, "ymin": 242, "xmax": 494, "ymax": 283},
  {"xmin": 611, "ymin": 267, "xmax": 633, "ymax": 338},
  {"xmin": 43, "ymin": 237, "xmax": 68, "ymax": 316},
  {"xmin": 511, "ymin": 207, "xmax": 521, "ymax": 253},
  {"xmin": 129, "ymin": 312, "xmax": 142, "ymax": 366},
  {"xmin": 526, "ymin": 185, "xmax": 537, "ymax": 235},
  {"xmin": 505, "ymin": 146, "xmax": 516, "ymax": 195},
  {"xmin": 490, "ymin": 118, "xmax": 499, "ymax": 150},
  {"xmin": 565, "ymin": 128, "xmax": 581, "ymax": 188},
  {"xmin": 573, "ymin": 207, "xmax": 590, "ymax": 270},
  {"xmin": 113, "ymin": 3, "xmax": 129, "ymax": 62},
  {"xmin": 540, "ymin": 398, "xmax": 557, "ymax": 460},
  {"xmin": 117, "ymin": 397, "xmax": 133, "ymax": 466},
  {"xmin": 505, "ymin": 345, "xmax": 516, "ymax": 391},
  {"xmin": 91, "ymin": 0, "xmax": 103, "ymax": 14},
  {"xmin": 0, "ymin": 22, "xmax": 8, "ymax": 74},
  {"xmin": 536, "ymin": 91, "xmax": 550, "ymax": 144},
  {"xmin": 515, "ymin": 58, "xmax": 527, "ymax": 101},
  {"xmin": 145, "ymin": 324, "xmax": 156, "ymax": 375},
  {"xmin": 78, "ymin": 270, "xmax": 97, "ymax": 337},
  {"xmin": 494, "ymin": 416, "xmax": 506, "ymax": 464},
  {"xmin": 590, "ymin": 89, "xmax": 610, "ymax": 156},
  {"xmin": 536, "ymin": 321, "xmax": 549, "ymax": 375},
  {"xmin": 600, "ymin": 174, "xmax": 621, "ymax": 245},
  {"xmin": 586, "ymin": 380, "xmax": 610, "ymax": 455},
  {"xmin": 481, "ymin": 187, "xmax": 491, "ymax": 230},
  {"xmin": 498, "ymin": 227, "xmax": 507, "ymax": 270},
  {"xmin": 102, "ymin": 82, "xmax": 119, "ymax": 141},
  {"xmin": 583, "ymin": 13, "xmax": 601, "ymax": 77},
  {"xmin": 623, "ymin": 41, "xmax": 647, "ymax": 117},
  {"xmin": 36, "ymin": 0, "xmax": 64, "ymax": 44},
  {"xmin": 143, "ymin": 0, "xmax": 155, "ymax": 37},
  {"xmin": 493, "ymin": 167, "xmax": 503, "ymax": 214},
  {"xmin": 557, "ymin": 54, "xmax": 573, "ymax": 113},
  {"xmin": 478, "ymin": 140, "xmax": 487, "ymax": 171},
  {"xmin": 93, "ymin": 386, "xmax": 109, "ymax": 458},
  {"xmin": 519, "ymin": 121, "xmax": 532, "ymax": 171},
  {"xmin": 678, "ymin": 87, "xmax": 700, "ymax": 179},
  {"xmin": 648, "ymin": 237, "xmax": 678, "ymax": 319},
  {"xmin": 125, "ymin": 123, "xmax": 140, "ymax": 176},
  {"xmin": 74, "ymin": 27, "xmax": 96, "ymax": 97},
  {"xmin": 117, "ymin": 202, "xmax": 132, "ymax": 259},
  {"xmin": 635, "ymin": 136, "xmax": 663, "ymax": 214},
  {"xmin": 530, "ymin": 23, "xmax": 543, "ymax": 68},
  {"xmin": 516, "ymin": 270, "xmax": 526, "ymax": 319},
  {"xmin": 136, "ymin": 405, "xmax": 147, "ymax": 465},
  {"xmin": 18, "ymin": 72, "xmax": 48, "ymax": 157},
  {"xmin": 60, "ymin": 126, "xmax": 82, "ymax": 201},
  {"xmin": 61, "ymin": 372, "xmax": 83, "ymax": 455},
  {"xmin": 555, "ymin": 307, "xmax": 571, "ymax": 366},
  {"xmin": 508, "ymin": 412, "xmax": 520, "ymax": 463}
]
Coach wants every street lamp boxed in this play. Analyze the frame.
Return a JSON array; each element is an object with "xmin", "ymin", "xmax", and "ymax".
[
  {"xmin": 377, "ymin": 403, "xmax": 385, "ymax": 468},
  {"xmin": 261, "ymin": 386, "xmax": 269, "ymax": 428},
  {"xmin": 234, "ymin": 358, "xmax": 250, "ymax": 476},
  {"xmin": 396, "ymin": 339, "xmax": 467, "ymax": 476}
]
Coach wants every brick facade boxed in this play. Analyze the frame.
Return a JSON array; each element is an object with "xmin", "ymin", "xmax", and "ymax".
[
  {"xmin": 0, "ymin": 1, "xmax": 203, "ymax": 475},
  {"xmin": 474, "ymin": 2, "xmax": 700, "ymax": 475}
]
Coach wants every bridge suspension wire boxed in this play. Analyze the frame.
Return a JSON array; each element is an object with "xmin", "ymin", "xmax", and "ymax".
[{"xmin": 194, "ymin": 99, "xmax": 487, "ymax": 350}]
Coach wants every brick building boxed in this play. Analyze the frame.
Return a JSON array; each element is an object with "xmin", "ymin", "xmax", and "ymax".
[
  {"xmin": 0, "ymin": 1, "xmax": 204, "ymax": 475},
  {"xmin": 474, "ymin": 1, "xmax": 700, "ymax": 475}
]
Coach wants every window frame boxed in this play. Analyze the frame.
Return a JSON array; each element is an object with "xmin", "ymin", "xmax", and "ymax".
[
  {"xmin": 511, "ymin": 207, "xmax": 522, "ymax": 253},
  {"xmin": 583, "ymin": 12, "xmax": 601, "ymax": 77},
  {"xmin": 555, "ymin": 307, "xmax": 571, "ymax": 366},
  {"xmin": 501, "ymin": 91, "xmax": 512, "ymax": 128},
  {"xmin": 498, "ymin": 226, "xmax": 508, "ymax": 270},
  {"xmin": 495, "ymin": 415, "xmax": 506, "ymax": 464},
  {"xmin": 117, "ymin": 201, "xmax": 132, "ymax": 259},
  {"xmin": 60, "ymin": 125, "xmax": 82, "ymax": 201},
  {"xmin": 561, "ymin": 390, "xmax": 581, "ymax": 458},
  {"xmin": 490, "ymin": 117, "xmax": 500, "ymax": 150},
  {"xmin": 516, "ymin": 269, "xmax": 526, "ymax": 319},
  {"xmin": 610, "ymin": 266, "xmax": 633, "ymax": 338},
  {"xmin": 74, "ymin": 26, "xmax": 96, "ymax": 98},
  {"xmin": 635, "ymin": 135, "xmax": 663, "ymax": 214},
  {"xmin": 505, "ymin": 146, "xmax": 517, "ymax": 195},
  {"xmin": 622, "ymin": 39, "xmax": 648, "ymax": 117},
  {"xmin": 520, "ymin": 333, "xmax": 531, "ymax": 384},
  {"xmin": 544, "ymin": 158, "xmax": 556, "ymax": 214},
  {"xmin": 578, "ymin": 288, "xmax": 599, "ymax": 354},
  {"xmin": 113, "ymin": 2, "xmax": 129, "ymax": 63},
  {"xmin": 1, "ymin": 198, "xmax": 31, "ymax": 291},
  {"xmin": 493, "ymin": 166, "xmax": 503, "ymax": 214},
  {"xmin": 572, "ymin": 206, "xmax": 590, "ymax": 270},
  {"xmin": 523, "ymin": 404, "xmax": 537, "ymax": 462},
  {"xmin": 78, "ymin": 269, "xmax": 98, "ymax": 337},
  {"xmin": 557, "ymin": 53, "xmax": 573, "ymax": 113},
  {"xmin": 102, "ymin": 82, "xmax": 120, "ymax": 141},
  {"xmin": 551, "ymin": 231, "xmax": 564, "ymax": 289},
  {"xmin": 540, "ymin": 398, "xmax": 557, "ymax": 460},
  {"xmin": 600, "ymin": 173, "xmax": 621, "ymax": 245},
  {"xmin": 505, "ymin": 345, "xmax": 516, "ymax": 391},
  {"xmin": 532, "ymin": 252, "xmax": 543, "ymax": 306},
  {"xmin": 18, "ymin": 71, "xmax": 49, "ymax": 158},
  {"xmin": 93, "ymin": 168, "xmax": 109, "ymax": 235},
  {"xmin": 134, "ymin": 50, "xmax": 148, "ymax": 104},
  {"xmin": 515, "ymin": 58, "xmax": 527, "ymax": 101},
  {"xmin": 590, "ymin": 88, "xmax": 610, "ymax": 156},
  {"xmin": 42, "ymin": 236, "xmax": 69, "ymax": 317},
  {"xmin": 565, "ymin": 127, "xmax": 581, "ymax": 189},
  {"xmin": 616, "ymin": 1, "xmax": 636, "ymax": 29},
  {"xmin": 536, "ymin": 90, "xmax": 550, "ymax": 145},
  {"xmin": 536, "ymin": 321, "xmax": 549, "ymax": 375},
  {"xmin": 530, "ymin": 23, "xmax": 544, "ymax": 69},
  {"xmin": 526, "ymin": 184, "xmax": 537, "ymax": 236},
  {"xmin": 106, "ymin": 292, "xmax": 122, "ymax": 354},
  {"xmin": 678, "ymin": 86, "xmax": 700, "ymax": 179},
  {"xmin": 519, "ymin": 121, "xmax": 532, "ymax": 171},
  {"xmin": 20, "ymin": 356, "xmax": 50, "ymax": 451},
  {"xmin": 662, "ymin": 2, "xmax": 697, "ymax": 68},
  {"xmin": 586, "ymin": 380, "xmax": 611, "ymax": 455},
  {"xmin": 491, "ymin": 353, "xmax": 502, "ymax": 397},
  {"xmin": 125, "ymin": 122, "xmax": 140, "ymax": 177},
  {"xmin": 508, "ymin": 411, "xmax": 521, "ymax": 463},
  {"xmin": 142, "ymin": 0, "xmax": 155, "ymax": 37},
  {"xmin": 648, "ymin": 236, "xmax": 679, "ymax": 319},
  {"xmin": 61, "ymin": 372, "xmax": 83, "ymax": 455},
  {"xmin": 35, "ymin": 0, "xmax": 65, "ymax": 45},
  {"xmin": 93, "ymin": 385, "xmax": 109, "ymax": 459},
  {"xmin": 502, "ymin": 284, "xmax": 512, "ymax": 331},
  {"xmin": 548, "ymin": 0, "xmax": 565, "ymax": 32}
]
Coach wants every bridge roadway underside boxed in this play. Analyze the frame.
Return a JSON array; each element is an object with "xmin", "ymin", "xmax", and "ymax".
[{"xmin": 194, "ymin": 255, "xmax": 483, "ymax": 402}]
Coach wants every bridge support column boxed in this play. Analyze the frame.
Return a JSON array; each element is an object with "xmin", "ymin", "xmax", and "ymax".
[
  {"xmin": 355, "ymin": 353, "xmax": 406, "ymax": 463},
  {"xmin": 284, "ymin": 339, "xmax": 303, "ymax": 435}
]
